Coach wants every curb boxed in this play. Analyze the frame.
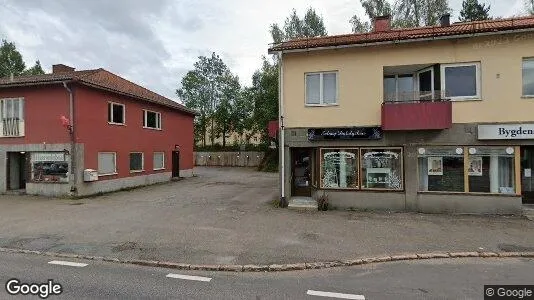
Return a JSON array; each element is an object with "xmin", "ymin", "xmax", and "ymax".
[{"xmin": 1, "ymin": 247, "xmax": 533, "ymax": 272}]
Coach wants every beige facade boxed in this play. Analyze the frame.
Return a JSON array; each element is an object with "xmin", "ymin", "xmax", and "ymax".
[{"xmin": 282, "ymin": 33, "xmax": 534, "ymax": 128}]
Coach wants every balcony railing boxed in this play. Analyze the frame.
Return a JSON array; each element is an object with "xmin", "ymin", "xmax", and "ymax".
[
  {"xmin": 382, "ymin": 90, "xmax": 452, "ymax": 131},
  {"xmin": 1, "ymin": 118, "xmax": 24, "ymax": 137}
]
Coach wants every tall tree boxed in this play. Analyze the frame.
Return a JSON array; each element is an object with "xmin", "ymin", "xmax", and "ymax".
[
  {"xmin": 393, "ymin": 0, "xmax": 450, "ymax": 27},
  {"xmin": 526, "ymin": 0, "xmax": 534, "ymax": 14},
  {"xmin": 459, "ymin": 0, "xmax": 491, "ymax": 22},
  {"xmin": 270, "ymin": 7, "xmax": 327, "ymax": 43},
  {"xmin": 23, "ymin": 60, "xmax": 45, "ymax": 75},
  {"xmin": 0, "ymin": 39, "xmax": 26, "ymax": 78},
  {"xmin": 351, "ymin": 0, "xmax": 392, "ymax": 33}
]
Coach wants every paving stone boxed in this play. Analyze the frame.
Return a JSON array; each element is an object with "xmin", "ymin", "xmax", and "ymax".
[
  {"xmin": 219, "ymin": 265, "xmax": 243, "ymax": 272},
  {"xmin": 448, "ymin": 251, "xmax": 479, "ymax": 257},
  {"xmin": 520, "ymin": 252, "xmax": 534, "ymax": 257},
  {"xmin": 243, "ymin": 265, "xmax": 269, "ymax": 272},
  {"xmin": 305, "ymin": 262, "xmax": 325, "ymax": 269},
  {"xmin": 343, "ymin": 259, "xmax": 364, "ymax": 266},
  {"xmin": 497, "ymin": 252, "xmax": 523, "ymax": 257},
  {"xmin": 479, "ymin": 252, "xmax": 499, "ymax": 257},
  {"xmin": 198, "ymin": 265, "xmax": 221, "ymax": 271},
  {"xmin": 323, "ymin": 261, "xmax": 344, "ymax": 268},
  {"xmin": 390, "ymin": 254, "xmax": 419, "ymax": 260},
  {"xmin": 283, "ymin": 263, "xmax": 306, "ymax": 270},
  {"xmin": 268, "ymin": 264, "xmax": 285, "ymax": 271}
]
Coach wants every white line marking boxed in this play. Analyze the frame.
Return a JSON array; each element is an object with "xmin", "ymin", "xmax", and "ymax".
[
  {"xmin": 307, "ymin": 290, "xmax": 365, "ymax": 300},
  {"xmin": 166, "ymin": 273, "xmax": 212, "ymax": 282},
  {"xmin": 48, "ymin": 260, "xmax": 88, "ymax": 267}
]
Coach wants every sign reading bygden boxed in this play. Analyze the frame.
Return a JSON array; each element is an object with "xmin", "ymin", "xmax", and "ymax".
[{"xmin": 478, "ymin": 124, "xmax": 534, "ymax": 140}]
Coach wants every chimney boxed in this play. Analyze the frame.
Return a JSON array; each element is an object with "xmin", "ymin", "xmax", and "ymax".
[
  {"xmin": 373, "ymin": 15, "xmax": 391, "ymax": 32},
  {"xmin": 440, "ymin": 13, "xmax": 451, "ymax": 27},
  {"xmin": 52, "ymin": 64, "xmax": 75, "ymax": 74}
]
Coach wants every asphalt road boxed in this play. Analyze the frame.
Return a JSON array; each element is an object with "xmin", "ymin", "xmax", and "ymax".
[{"xmin": 0, "ymin": 252, "xmax": 533, "ymax": 300}]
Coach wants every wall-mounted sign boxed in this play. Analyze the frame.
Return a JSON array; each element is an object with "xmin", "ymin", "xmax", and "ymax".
[
  {"xmin": 478, "ymin": 124, "xmax": 534, "ymax": 140},
  {"xmin": 32, "ymin": 152, "xmax": 66, "ymax": 162},
  {"xmin": 308, "ymin": 127, "xmax": 382, "ymax": 141}
]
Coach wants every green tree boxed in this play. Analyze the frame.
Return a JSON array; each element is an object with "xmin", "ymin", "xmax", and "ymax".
[
  {"xmin": 350, "ymin": 0, "xmax": 392, "ymax": 33},
  {"xmin": 393, "ymin": 0, "xmax": 450, "ymax": 27},
  {"xmin": 526, "ymin": 0, "xmax": 534, "ymax": 14},
  {"xmin": 270, "ymin": 7, "xmax": 327, "ymax": 43},
  {"xmin": 23, "ymin": 60, "xmax": 45, "ymax": 75},
  {"xmin": 459, "ymin": 0, "xmax": 491, "ymax": 21},
  {"xmin": 0, "ymin": 39, "xmax": 26, "ymax": 78}
]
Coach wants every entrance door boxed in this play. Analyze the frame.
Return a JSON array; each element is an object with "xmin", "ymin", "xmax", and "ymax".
[
  {"xmin": 291, "ymin": 148, "xmax": 312, "ymax": 197},
  {"xmin": 172, "ymin": 150, "xmax": 180, "ymax": 178},
  {"xmin": 521, "ymin": 147, "xmax": 534, "ymax": 204},
  {"xmin": 7, "ymin": 152, "xmax": 27, "ymax": 190}
]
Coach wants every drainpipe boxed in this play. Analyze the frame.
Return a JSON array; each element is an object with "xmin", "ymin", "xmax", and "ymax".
[
  {"xmin": 62, "ymin": 82, "xmax": 77, "ymax": 194},
  {"xmin": 278, "ymin": 52, "xmax": 288, "ymax": 208}
]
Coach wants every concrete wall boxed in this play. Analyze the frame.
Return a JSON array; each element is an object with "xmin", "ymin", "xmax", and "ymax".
[
  {"xmin": 76, "ymin": 171, "xmax": 172, "ymax": 196},
  {"xmin": 313, "ymin": 189, "xmax": 406, "ymax": 211},
  {"xmin": 416, "ymin": 193, "xmax": 522, "ymax": 215},
  {"xmin": 194, "ymin": 152, "xmax": 264, "ymax": 167},
  {"xmin": 282, "ymin": 32, "xmax": 534, "ymax": 128}
]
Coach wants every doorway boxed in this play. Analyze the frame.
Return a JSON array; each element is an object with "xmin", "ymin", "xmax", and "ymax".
[
  {"xmin": 291, "ymin": 148, "xmax": 312, "ymax": 197},
  {"xmin": 6, "ymin": 152, "xmax": 27, "ymax": 190},
  {"xmin": 521, "ymin": 147, "xmax": 534, "ymax": 204},
  {"xmin": 172, "ymin": 150, "xmax": 180, "ymax": 178}
]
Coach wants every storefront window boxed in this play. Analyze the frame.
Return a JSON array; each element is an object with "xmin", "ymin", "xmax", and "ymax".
[
  {"xmin": 468, "ymin": 147, "xmax": 515, "ymax": 194},
  {"xmin": 320, "ymin": 149, "xmax": 358, "ymax": 189},
  {"xmin": 418, "ymin": 147, "xmax": 464, "ymax": 192},
  {"xmin": 31, "ymin": 152, "xmax": 69, "ymax": 183},
  {"xmin": 361, "ymin": 148, "xmax": 403, "ymax": 190}
]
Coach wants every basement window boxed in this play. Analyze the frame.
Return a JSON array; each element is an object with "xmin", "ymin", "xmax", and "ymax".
[
  {"xmin": 108, "ymin": 102, "xmax": 125, "ymax": 124},
  {"xmin": 143, "ymin": 110, "xmax": 161, "ymax": 129}
]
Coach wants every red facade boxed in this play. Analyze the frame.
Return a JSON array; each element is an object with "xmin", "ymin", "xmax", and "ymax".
[
  {"xmin": 381, "ymin": 101, "xmax": 452, "ymax": 131},
  {"xmin": 0, "ymin": 83, "xmax": 194, "ymax": 180}
]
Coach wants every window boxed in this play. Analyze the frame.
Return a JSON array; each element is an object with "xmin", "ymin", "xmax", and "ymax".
[
  {"xmin": 108, "ymin": 102, "xmax": 125, "ymax": 124},
  {"xmin": 143, "ymin": 110, "xmax": 161, "ymax": 129},
  {"xmin": 1, "ymin": 98, "xmax": 24, "ymax": 137},
  {"xmin": 130, "ymin": 152, "xmax": 144, "ymax": 172},
  {"xmin": 418, "ymin": 147, "xmax": 465, "ymax": 192},
  {"xmin": 523, "ymin": 58, "xmax": 534, "ymax": 96},
  {"xmin": 383, "ymin": 75, "xmax": 414, "ymax": 102},
  {"xmin": 361, "ymin": 148, "xmax": 403, "ymax": 190},
  {"xmin": 441, "ymin": 62, "xmax": 481, "ymax": 100},
  {"xmin": 153, "ymin": 152, "xmax": 165, "ymax": 170},
  {"xmin": 320, "ymin": 148, "xmax": 358, "ymax": 189},
  {"xmin": 98, "ymin": 152, "xmax": 117, "ymax": 175},
  {"xmin": 305, "ymin": 72, "xmax": 338, "ymax": 105},
  {"xmin": 468, "ymin": 147, "xmax": 515, "ymax": 194}
]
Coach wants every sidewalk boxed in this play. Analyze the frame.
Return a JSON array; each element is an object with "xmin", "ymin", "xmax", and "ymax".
[{"xmin": 0, "ymin": 167, "xmax": 533, "ymax": 266}]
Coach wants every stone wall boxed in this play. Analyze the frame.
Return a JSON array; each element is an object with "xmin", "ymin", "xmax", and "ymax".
[{"xmin": 195, "ymin": 152, "xmax": 264, "ymax": 167}]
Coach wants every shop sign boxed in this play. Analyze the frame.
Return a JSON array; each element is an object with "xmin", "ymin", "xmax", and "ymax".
[
  {"xmin": 32, "ymin": 152, "xmax": 65, "ymax": 162},
  {"xmin": 308, "ymin": 127, "xmax": 382, "ymax": 141},
  {"xmin": 478, "ymin": 124, "xmax": 534, "ymax": 140}
]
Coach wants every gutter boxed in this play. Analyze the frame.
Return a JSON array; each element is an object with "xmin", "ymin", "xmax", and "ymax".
[
  {"xmin": 62, "ymin": 81, "xmax": 77, "ymax": 195},
  {"xmin": 268, "ymin": 27, "xmax": 534, "ymax": 54}
]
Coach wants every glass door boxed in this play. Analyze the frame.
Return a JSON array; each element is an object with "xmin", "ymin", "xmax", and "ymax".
[
  {"xmin": 292, "ymin": 148, "xmax": 312, "ymax": 197},
  {"xmin": 521, "ymin": 147, "xmax": 534, "ymax": 204}
]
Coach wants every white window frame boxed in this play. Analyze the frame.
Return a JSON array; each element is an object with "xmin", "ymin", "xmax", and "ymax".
[
  {"xmin": 0, "ymin": 97, "xmax": 25, "ymax": 137},
  {"xmin": 153, "ymin": 152, "xmax": 165, "ymax": 170},
  {"xmin": 129, "ymin": 152, "xmax": 144, "ymax": 173},
  {"xmin": 383, "ymin": 74, "xmax": 415, "ymax": 102},
  {"xmin": 305, "ymin": 71, "xmax": 339, "ymax": 106},
  {"xmin": 440, "ymin": 62, "xmax": 481, "ymax": 101},
  {"xmin": 416, "ymin": 67, "xmax": 435, "ymax": 100},
  {"xmin": 143, "ymin": 110, "xmax": 162, "ymax": 130},
  {"xmin": 523, "ymin": 57, "xmax": 534, "ymax": 97},
  {"xmin": 97, "ymin": 152, "xmax": 117, "ymax": 176},
  {"xmin": 108, "ymin": 102, "xmax": 126, "ymax": 125}
]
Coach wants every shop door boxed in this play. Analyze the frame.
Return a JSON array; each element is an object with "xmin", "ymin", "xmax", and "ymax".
[
  {"xmin": 7, "ymin": 152, "xmax": 27, "ymax": 190},
  {"xmin": 521, "ymin": 147, "xmax": 534, "ymax": 204},
  {"xmin": 291, "ymin": 148, "xmax": 312, "ymax": 197}
]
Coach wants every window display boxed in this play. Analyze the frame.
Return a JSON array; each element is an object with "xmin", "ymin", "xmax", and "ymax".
[
  {"xmin": 418, "ymin": 147, "xmax": 464, "ymax": 192},
  {"xmin": 31, "ymin": 152, "xmax": 69, "ymax": 183},
  {"xmin": 468, "ymin": 147, "xmax": 515, "ymax": 194},
  {"xmin": 320, "ymin": 149, "xmax": 358, "ymax": 189},
  {"xmin": 361, "ymin": 148, "xmax": 403, "ymax": 190}
]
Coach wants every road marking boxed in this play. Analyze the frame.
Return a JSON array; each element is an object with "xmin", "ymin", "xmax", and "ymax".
[
  {"xmin": 48, "ymin": 260, "xmax": 88, "ymax": 267},
  {"xmin": 166, "ymin": 273, "xmax": 212, "ymax": 282},
  {"xmin": 307, "ymin": 290, "xmax": 365, "ymax": 300}
]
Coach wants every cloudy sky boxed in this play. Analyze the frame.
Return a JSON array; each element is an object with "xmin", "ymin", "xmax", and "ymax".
[{"xmin": 0, "ymin": 0, "xmax": 526, "ymax": 102}]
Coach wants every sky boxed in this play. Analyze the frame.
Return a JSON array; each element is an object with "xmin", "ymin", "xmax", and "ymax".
[{"xmin": 0, "ymin": 0, "xmax": 527, "ymax": 102}]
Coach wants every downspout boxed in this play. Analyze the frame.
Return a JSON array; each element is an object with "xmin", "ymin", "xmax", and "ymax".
[
  {"xmin": 278, "ymin": 52, "xmax": 288, "ymax": 207},
  {"xmin": 62, "ymin": 82, "xmax": 77, "ymax": 195}
]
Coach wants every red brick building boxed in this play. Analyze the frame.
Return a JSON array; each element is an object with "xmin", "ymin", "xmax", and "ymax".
[{"xmin": 0, "ymin": 64, "xmax": 195, "ymax": 197}]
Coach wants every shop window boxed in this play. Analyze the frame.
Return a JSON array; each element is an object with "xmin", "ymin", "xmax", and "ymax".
[
  {"xmin": 98, "ymin": 152, "xmax": 117, "ymax": 176},
  {"xmin": 31, "ymin": 152, "xmax": 69, "ymax": 183},
  {"xmin": 320, "ymin": 148, "xmax": 358, "ymax": 189},
  {"xmin": 523, "ymin": 58, "xmax": 534, "ymax": 96},
  {"xmin": 130, "ymin": 152, "xmax": 144, "ymax": 172},
  {"xmin": 418, "ymin": 147, "xmax": 465, "ymax": 192},
  {"xmin": 467, "ymin": 147, "xmax": 515, "ymax": 194},
  {"xmin": 361, "ymin": 148, "xmax": 403, "ymax": 190}
]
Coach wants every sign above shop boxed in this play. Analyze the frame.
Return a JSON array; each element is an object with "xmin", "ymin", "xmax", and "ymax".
[
  {"xmin": 478, "ymin": 124, "xmax": 534, "ymax": 140},
  {"xmin": 308, "ymin": 127, "xmax": 383, "ymax": 141}
]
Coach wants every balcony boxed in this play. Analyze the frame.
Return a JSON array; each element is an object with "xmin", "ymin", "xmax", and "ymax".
[
  {"xmin": 381, "ymin": 91, "xmax": 452, "ymax": 131},
  {"xmin": 0, "ymin": 118, "xmax": 25, "ymax": 137}
]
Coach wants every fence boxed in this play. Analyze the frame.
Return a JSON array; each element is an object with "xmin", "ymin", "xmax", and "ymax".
[{"xmin": 194, "ymin": 152, "xmax": 265, "ymax": 167}]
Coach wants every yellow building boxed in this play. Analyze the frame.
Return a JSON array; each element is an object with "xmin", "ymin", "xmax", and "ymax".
[{"xmin": 269, "ymin": 15, "xmax": 534, "ymax": 214}]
